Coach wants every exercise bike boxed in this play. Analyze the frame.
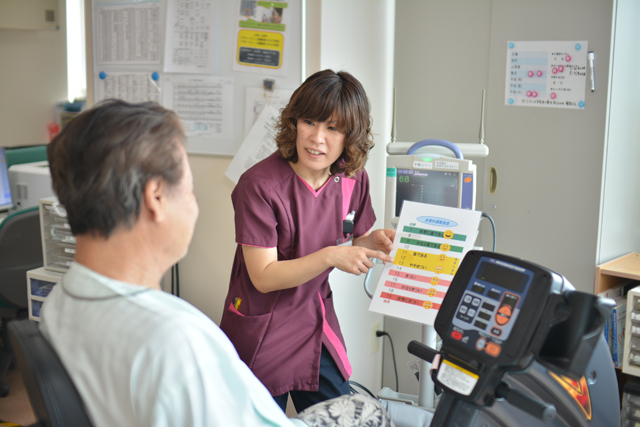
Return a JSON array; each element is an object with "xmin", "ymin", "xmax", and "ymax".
[{"xmin": 406, "ymin": 250, "xmax": 620, "ymax": 426}]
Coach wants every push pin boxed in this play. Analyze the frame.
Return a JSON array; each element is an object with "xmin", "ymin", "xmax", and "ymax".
[{"xmin": 263, "ymin": 78, "xmax": 275, "ymax": 92}]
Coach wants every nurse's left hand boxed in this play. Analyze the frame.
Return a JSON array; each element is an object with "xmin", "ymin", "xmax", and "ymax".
[
  {"xmin": 356, "ymin": 229, "xmax": 395, "ymax": 255},
  {"xmin": 371, "ymin": 229, "xmax": 395, "ymax": 254}
]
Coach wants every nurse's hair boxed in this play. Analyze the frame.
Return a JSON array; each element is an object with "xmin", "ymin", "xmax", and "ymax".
[
  {"xmin": 276, "ymin": 69, "xmax": 374, "ymax": 177},
  {"xmin": 47, "ymin": 99, "xmax": 186, "ymax": 238}
]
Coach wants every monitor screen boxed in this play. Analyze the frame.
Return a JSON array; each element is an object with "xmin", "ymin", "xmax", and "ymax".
[
  {"xmin": 0, "ymin": 148, "xmax": 12, "ymax": 211},
  {"xmin": 477, "ymin": 261, "xmax": 528, "ymax": 293},
  {"xmin": 395, "ymin": 169, "xmax": 459, "ymax": 217}
]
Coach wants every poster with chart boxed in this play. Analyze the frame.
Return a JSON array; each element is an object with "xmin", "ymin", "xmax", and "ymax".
[
  {"xmin": 369, "ymin": 202, "xmax": 481, "ymax": 325},
  {"xmin": 163, "ymin": 0, "xmax": 215, "ymax": 74},
  {"xmin": 505, "ymin": 41, "xmax": 588, "ymax": 109},
  {"xmin": 95, "ymin": 3, "xmax": 161, "ymax": 65},
  {"xmin": 162, "ymin": 75, "xmax": 233, "ymax": 138}
]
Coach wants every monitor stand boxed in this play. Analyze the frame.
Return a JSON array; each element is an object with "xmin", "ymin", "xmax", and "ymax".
[{"xmin": 377, "ymin": 324, "xmax": 437, "ymax": 412}]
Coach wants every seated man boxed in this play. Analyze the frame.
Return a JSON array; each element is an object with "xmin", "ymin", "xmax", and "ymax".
[{"xmin": 40, "ymin": 100, "xmax": 393, "ymax": 427}]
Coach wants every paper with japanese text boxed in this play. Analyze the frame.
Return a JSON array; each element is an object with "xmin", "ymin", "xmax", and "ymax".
[
  {"xmin": 244, "ymin": 86, "xmax": 293, "ymax": 137},
  {"xmin": 95, "ymin": 3, "xmax": 161, "ymax": 65},
  {"xmin": 163, "ymin": 0, "xmax": 215, "ymax": 74},
  {"xmin": 162, "ymin": 75, "xmax": 233, "ymax": 138},
  {"xmin": 505, "ymin": 41, "xmax": 588, "ymax": 109},
  {"xmin": 96, "ymin": 72, "xmax": 162, "ymax": 104},
  {"xmin": 369, "ymin": 201, "xmax": 481, "ymax": 325},
  {"xmin": 225, "ymin": 104, "xmax": 279, "ymax": 183}
]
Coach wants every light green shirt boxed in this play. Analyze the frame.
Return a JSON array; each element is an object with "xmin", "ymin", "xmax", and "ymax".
[{"xmin": 40, "ymin": 262, "xmax": 305, "ymax": 427}]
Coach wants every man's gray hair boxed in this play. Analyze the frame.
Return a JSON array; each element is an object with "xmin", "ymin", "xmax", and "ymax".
[{"xmin": 47, "ymin": 100, "xmax": 186, "ymax": 238}]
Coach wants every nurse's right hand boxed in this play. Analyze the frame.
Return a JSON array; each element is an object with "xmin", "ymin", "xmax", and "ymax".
[
  {"xmin": 242, "ymin": 244, "xmax": 393, "ymax": 293},
  {"xmin": 327, "ymin": 245, "xmax": 393, "ymax": 276}
]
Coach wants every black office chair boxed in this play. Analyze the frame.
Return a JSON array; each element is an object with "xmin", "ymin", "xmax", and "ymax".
[
  {"xmin": 9, "ymin": 319, "xmax": 93, "ymax": 427},
  {"xmin": 0, "ymin": 206, "xmax": 43, "ymax": 397}
]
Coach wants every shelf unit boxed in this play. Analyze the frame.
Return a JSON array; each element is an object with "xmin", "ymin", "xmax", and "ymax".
[
  {"xmin": 39, "ymin": 197, "xmax": 75, "ymax": 273},
  {"xmin": 624, "ymin": 288, "xmax": 640, "ymax": 377},
  {"xmin": 594, "ymin": 253, "xmax": 640, "ymax": 381},
  {"xmin": 27, "ymin": 267, "xmax": 63, "ymax": 322},
  {"xmin": 594, "ymin": 252, "xmax": 640, "ymax": 295},
  {"xmin": 26, "ymin": 197, "xmax": 74, "ymax": 321}
]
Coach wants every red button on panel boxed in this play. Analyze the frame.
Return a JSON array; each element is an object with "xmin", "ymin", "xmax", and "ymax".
[{"xmin": 451, "ymin": 331, "xmax": 463, "ymax": 341}]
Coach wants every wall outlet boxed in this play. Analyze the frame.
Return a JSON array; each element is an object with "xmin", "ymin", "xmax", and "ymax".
[{"xmin": 371, "ymin": 321, "xmax": 381, "ymax": 354}]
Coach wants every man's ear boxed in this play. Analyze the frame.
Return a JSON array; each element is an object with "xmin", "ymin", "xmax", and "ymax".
[{"xmin": 143, "ymin": 177, "xmax": 167, "ymax": 222}]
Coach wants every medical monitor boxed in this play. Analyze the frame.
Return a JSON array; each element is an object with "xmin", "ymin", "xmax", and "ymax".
[
  {"xmin": 385, "ymin": 154, "xmax": 476, "ymax": 229},
  {"xmin": 0, "ymin": 148, "xmax": 12, "ymax": 212}
]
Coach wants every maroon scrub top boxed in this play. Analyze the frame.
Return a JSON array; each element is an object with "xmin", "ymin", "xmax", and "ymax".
[{"xmin": 220, "ymin": 152, "xmax": 376, "ymax": 396}]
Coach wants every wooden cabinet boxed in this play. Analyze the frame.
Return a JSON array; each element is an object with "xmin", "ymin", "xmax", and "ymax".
[{"xmin": 595, "ymin": 252, "xmax": 640, "ymax": 295}]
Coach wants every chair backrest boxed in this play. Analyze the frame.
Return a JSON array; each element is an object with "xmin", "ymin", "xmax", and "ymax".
[
  {"xmin": 0, "ymin": 207, "xmax": 43, "ymax": 308},
  {"xmin": 8, "ymin": 319, "xmax": 93, "ymax": 427},
  {"xmin": 5, "ymin": 145, "xmax": 48, "ymax": 170}
]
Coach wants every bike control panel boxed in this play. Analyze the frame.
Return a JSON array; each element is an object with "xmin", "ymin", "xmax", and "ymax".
[{"xmin": 449, "ymin": 257, "xmax": 535, "ymax": 358}]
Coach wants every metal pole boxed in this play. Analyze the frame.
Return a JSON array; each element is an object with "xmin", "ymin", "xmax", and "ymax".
[{"xmin": 419, "ymin": 324, "xmax": 437, "ymax": 409}]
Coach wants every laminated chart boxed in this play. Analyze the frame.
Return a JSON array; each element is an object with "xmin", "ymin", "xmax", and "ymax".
[
  {"xmin": 369, "ymin": 201, "xmax": 481, "ymax": 325},
  {"xmin": 505, "ymin": 41, "xmax": 588, "ymax": 109}
]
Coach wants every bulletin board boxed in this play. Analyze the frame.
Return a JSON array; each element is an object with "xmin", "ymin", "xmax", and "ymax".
[{"xmin": 89, "ymin": 0, "xmax": 302, "ymax": 156}]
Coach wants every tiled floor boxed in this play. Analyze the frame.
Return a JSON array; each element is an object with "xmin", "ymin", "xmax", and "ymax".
[{"xmin": 0, "ymin": 362, "xmax": 36, "ymax": 426}]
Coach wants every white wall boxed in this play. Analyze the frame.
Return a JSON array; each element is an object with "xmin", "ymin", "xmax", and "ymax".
[
  {"xmin": 596, "ymin": 0, "xmax": 640, "ymax": 264},
  {"xmin": 315, "ymin": 0, "xmax": 396, "ymax": 394},
  {"xmin": 0, "ymin": 0, "xmax": 67, "ymax": 146},
  {"xmin": 176, "ymin": 155, "xmax": 236, "ymax": 322}
]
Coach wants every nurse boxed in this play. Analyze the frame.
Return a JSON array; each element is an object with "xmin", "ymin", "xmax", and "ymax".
[{"xmin": 220, "ymin": 70, "xmax": 394, "ymax": 413}]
